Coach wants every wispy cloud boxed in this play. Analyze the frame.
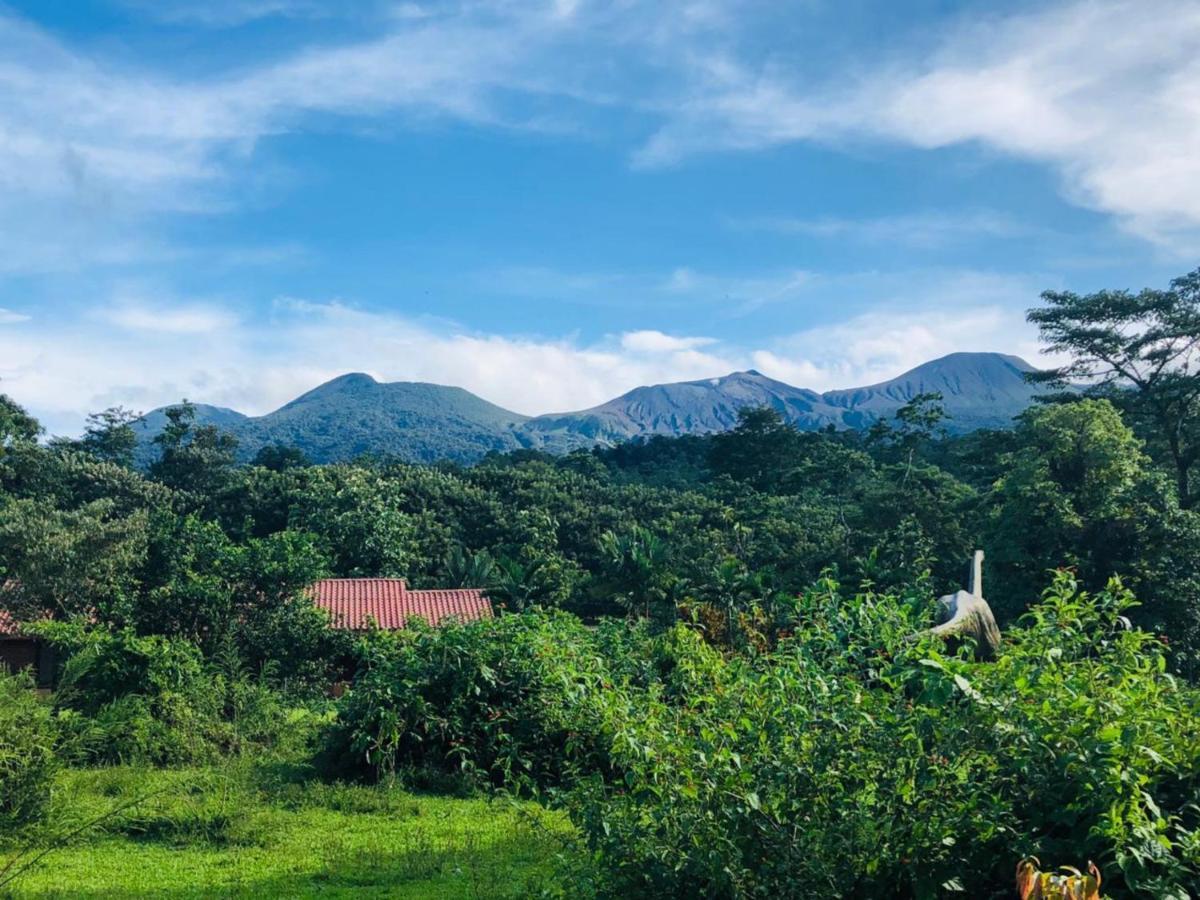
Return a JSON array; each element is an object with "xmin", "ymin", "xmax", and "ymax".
[
  {"xmin": 619, "ymin": 330, "xmax": 717, "ymax": 353},
  {"xmin": 0, "ymin": 308, "xmax": 30, "ymax": 325},
  {"xmin": 99, "ymin": 299, "xmax": 239, "ymax": 334},
  {"xmin": 478, "ymin": 264, "xmax": 814, "ymax": 313},
  {"xmin": 117, "ymin": 0, "xmax": 343, "ymax": 26},
  {"xmin": 1, "ymin": 268, "xmax": 1059, "ymax": 436},
  {"xmin": 731, "ymin": 210, "xmax": 1039, "ymax": 249},
  {"xmin": 0, "ymin": 0, "xmax": 1196, "ymax": 261},
  {"xmin": 0, "ymin": 3, "xmax": 587, "ymax": 270},
  {"xmin": 639, "ymin": 0, "xmax": 1200, "ymax": 251},
  {"xmin": 753, "ymin": 307, "xmax": 1061, "ymax": 393},
  {"xmin": 660, "ymin": 267, "xmax": 814, "ymax": 314}
]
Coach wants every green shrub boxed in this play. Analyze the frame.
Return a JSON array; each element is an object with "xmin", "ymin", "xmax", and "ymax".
[
  {"xmin": 0, "ymin": 671, "xmax": 57, "ymax": 830},
  {"xmin": 316, "ymin": 610, "xmax": 718, "ymax": 793},
  {"xmin": 318, "ymin": 611, "xmax": 622, "ymax": 791},
  {"xmin": 565, "ymin": 573, "xmax": 1200, "ymax": 898},
  {"xmin": 40, "ymin": 625, "xmax": 218, "ymax": 765},
  {"xmin": 34, "ymin": 623, "xmax": 300, "ymax": 766}
]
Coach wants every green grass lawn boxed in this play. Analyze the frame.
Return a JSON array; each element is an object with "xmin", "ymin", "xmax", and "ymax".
[{"xmin": 0, "ymin": 766, "xmax": 574, "ymax": 898}]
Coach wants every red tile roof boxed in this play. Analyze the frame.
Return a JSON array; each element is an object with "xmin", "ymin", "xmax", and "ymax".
[
  {"xmin": 309, "ymin": 578, "xmax": 493, "ymax": 631},
  {"xmin": 0, "ymin": 609, "xmax": 61, "ymax": 638}
]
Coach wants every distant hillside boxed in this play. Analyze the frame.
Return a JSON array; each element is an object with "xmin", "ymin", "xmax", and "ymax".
[
  {"xmin": 246, "ymin": 374, "xmax": 529, "ymax": 463},
  {"xmin": 521, "ymin": 352, "xmax": 1047, "ymax": 446},
  {"xmin": 134, "ymin": 352, "xmax": 1052, "ymax": 465},
  {"xmin": 519, "ymin": 371, "xmax": 838, "ymax": 450},
  {"xmin": 135, "ymin": 373, "xmax": 530, "ymax": 466},
  {"xmin": 822, "ymin": 352, "xmax": 1041, "ymax": 432},
  {"xmin": 133, "ymin": 404, "xmax": 250, "ymax": 467}
]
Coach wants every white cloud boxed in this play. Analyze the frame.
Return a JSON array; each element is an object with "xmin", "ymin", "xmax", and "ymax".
[
  {"xmin": 641, "ymin": 0, "xmax": 1200, "ymax": 250},
  {"xmin": 753, "ymin": 306, "xmax": 1063, "ymax": 393},
  {"xmin": 663, "ymin": 267, "xmax": 700, "ymax": 293},
  {"xmin": 876, "ymin": 1, "xmax": 1200, "ymax": 250},
  {"xmin": 475, "ymin": 264, "xmax": 815, "ymax": 314},
  {"xmin": 0, "ymin": 0, "xmax": 1193, "ymax": 262},
  {"xmin": 733, "ymin": 210, "xmax": 1037, "ymax": 249},
  {"xmin": 0, "ymin": 277, "xmax": 1060, "ymax": 436},
  {"xmin": 0, "ymin": 296, "xmax": 744, "ymax": 434},
  {"xmin": 265, "ymin": 300, "xmax": 741, "ymax": 414},
  {"xmin": 118, "ymin": 0, "xmax": 337, "ymax": 26},
  {"xmin": 0, "ymin": 4, "xmax": 580, "ymax": 272},
  {"xmin": 619, "ymin": 330, "xmax": 717, "ymax": 353},
  {"xmin": 0, "ymin": 308, "xmax": 30, "ymax": 324},
  {"xmin": 481, "ymin": 266, "xmax": 625, "ymax": 302},
  {"xmin": 657, "ymin": 268, "xmax": 814, "ymax": 314},
  {"xmin": 100, "ymin": 300, "xmax": 239, "ymax": 334}
]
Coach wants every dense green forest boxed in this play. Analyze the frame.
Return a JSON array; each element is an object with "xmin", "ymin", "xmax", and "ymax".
[{"xmin": 4, "ymin": 272, "xmax": 1200, "ymax": 897}]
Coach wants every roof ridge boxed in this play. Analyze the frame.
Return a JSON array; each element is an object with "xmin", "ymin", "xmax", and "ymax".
[
  {"xmin": 313, "ymin": 579, "xmax": 487, "ymax": 585},
  {"xmin": 314, "ymin": 577, "xmax": 408, "ymax": 589}
]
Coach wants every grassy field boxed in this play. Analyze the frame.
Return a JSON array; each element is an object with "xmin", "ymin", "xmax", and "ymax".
[{"xmin": 0, "ymin": 766, "xmax": 574, "ymax": 899}]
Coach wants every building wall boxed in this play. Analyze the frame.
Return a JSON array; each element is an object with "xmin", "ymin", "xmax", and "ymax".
[
  {"xmin": 0, "ymin": 638, "xmax": 55, "ymax": 687},
  {"xmin": 0, "ymin": 638, "xmax": 37, "ymax": 677}
]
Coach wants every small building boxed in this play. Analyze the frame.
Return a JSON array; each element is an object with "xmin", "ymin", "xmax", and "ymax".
[
  {"xmin": 0, "ymin": 609, "xmax": 56, "ymax": 688},
  {"xmin": 310, "ymin": 578, "xmax": 492, "ymax": 631}
]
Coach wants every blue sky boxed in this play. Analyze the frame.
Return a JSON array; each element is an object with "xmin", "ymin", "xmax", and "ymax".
[{"xmin": 0, "ymin": 0, "xmax": 1197, "ymax": 434}]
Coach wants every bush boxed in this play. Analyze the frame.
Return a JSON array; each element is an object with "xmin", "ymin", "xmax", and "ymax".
[
  {"xmin": 34, "ymin": 623, "xmax": 298, "ymax": 765},
  {"xmin": 564, "ymin": 573, "xmax": 1200, "ymax": 898},
  {"xmin": 40, "ymin": 625, "xmax": 219, "ymax": 765},
  {"xmin": 0, "ymin": 671, "xmax": 57, "ymax": 830},
  {"xmin": 316, "ymin": 611, "xmax": 730, "ymax": 793},
  {"xmin": 318, "ymin": 610, "xmax": 636, "ymax": 792}
]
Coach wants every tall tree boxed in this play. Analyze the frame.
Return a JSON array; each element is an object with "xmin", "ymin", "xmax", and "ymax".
[
  {"xmin": 984, "ymin": 400, "xmax": 1164, "ymax": 616},
  {"xmin": 149, "ymin": 402, "xmax": 239, "ymax": 497},
  {"xmin": 867, "ymin": 391, "xmax": 948, "ymax": 483},
  {"xmin": 251, "ymin": 443, "xmax": 311, "ymax": 471},
  {"xmin": 0, "ymin": 497, "xmax": 149, "ymax": 622},
  {"xmin": 1027, "ymin": 269, "xmax": 1200, "ymax": 507},
  {"xmin": 77, "ymin": 407, "xmax": 141, "ymax": 467},
  {"xmin": 708, "ymin": 407, "xmax": 803, "ymax": 491},
  {"xmin": 0, "ymin": 394, "xmax": 40, "ymax": 450}
]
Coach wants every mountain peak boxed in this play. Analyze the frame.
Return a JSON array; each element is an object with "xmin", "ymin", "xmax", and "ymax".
[
  {"xmin": 822, "ymin": 351, "xmax": 1046, "ymax": 430},
  {"xmin": 717, "ymin": 369, "xmax": 768, "ymax": 382},
  {"xmin": 134, "ymin": 351, "xmax": 1052, "ymax": 466},
  {"xmin": 907, "ymin": 351, "xmax": 1034, "ymax": 373},
  {"xmin": 325, "ymin": 372, "xmax": 378, "ymax": 387}
]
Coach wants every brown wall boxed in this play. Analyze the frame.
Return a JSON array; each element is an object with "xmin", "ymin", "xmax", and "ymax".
[{"xmin": 0, "ymin": 638, "xmax": 38, "ymax": 678}]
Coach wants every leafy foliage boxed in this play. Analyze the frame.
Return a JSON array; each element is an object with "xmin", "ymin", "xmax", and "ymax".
[
  {"xmin": 0, "ymin": 672, "xmax": 57, "ymax": 830},
  {"xmin": 564, "ymin": 573, "xmax": 1200, "ymax": 898},
  {"xmin": 1029, "ymin": 268, "xmax": 1200, "ymax": 508},
  {"xmin": 318, "ymin": 612, "xmax": 643, "ymax": 790},
  {"xmin": 3, "ymin": 272, "xmax": 1200, "ymax": 899},
  {"xmin": 32, "ymin": 624, "xmax": 297, "ymax": 766}
]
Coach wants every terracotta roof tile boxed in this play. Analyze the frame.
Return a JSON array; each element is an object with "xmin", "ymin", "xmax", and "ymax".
[{"xmin": 309, "ymin": 578, "xmax": 492, "ymax": 630}]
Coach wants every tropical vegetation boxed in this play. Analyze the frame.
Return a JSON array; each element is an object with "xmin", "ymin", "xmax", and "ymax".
[{"xmin": 4, "ymin": 271, "xmax": 1200, "ymax": 897}]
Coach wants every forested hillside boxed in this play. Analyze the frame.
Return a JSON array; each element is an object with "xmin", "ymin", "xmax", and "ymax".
[
  {"xmin": 130, "ymin": 351, "xmax": 1052, "ymax": 465},
  {"xmin": 16, "ymin": 386, "xmax": 1198, "ymax": 662}
]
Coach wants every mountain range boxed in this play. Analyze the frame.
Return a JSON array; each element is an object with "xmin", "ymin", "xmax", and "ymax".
[{"xmin": 134, "ymin": 352, "xmax": 1047, "ymax": 465}]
